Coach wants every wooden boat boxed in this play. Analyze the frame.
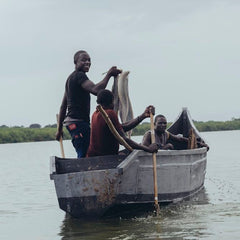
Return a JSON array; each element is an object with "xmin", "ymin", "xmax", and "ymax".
[{"xmin": 50, "ymin": 108, "xmax": 208, "ymax": 218}]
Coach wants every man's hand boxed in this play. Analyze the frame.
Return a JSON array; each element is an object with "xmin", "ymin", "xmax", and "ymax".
[
  {"xmin": 107, "ymin": 66, "xmax": 122, "ymax": 77},
  {"xmin": 198, "ymin": 142, "xmax": 210, "ymax": 151},
  {"xmin": 55, "ymin": 129, "xmax": 63, "ymax": 141},
  {"xmin": 142, "ymin": 105, "xmax": 155, "ymax": 118},
  {"xmin": 147, "ymin": 143, "xmax": 159, "ymax": 153}
]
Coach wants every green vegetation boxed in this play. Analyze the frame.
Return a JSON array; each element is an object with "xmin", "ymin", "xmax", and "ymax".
[
  {"xmin": 194, "ymin": 118, "xmax": 240, "ymax": 132},
  {"xmin": 1, "ymin": 118, "xmax": 240, "ymax": 144},
  {"xmin": 0, "ymin": 126, "xmax": 70, "ymax": 144},
  {"xmin": 132, "ymin": 118, "xmax": 240, "ymax": 136}
]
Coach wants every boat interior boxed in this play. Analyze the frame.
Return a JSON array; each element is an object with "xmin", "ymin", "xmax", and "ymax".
[
  {"xmin": 55, "ymin": 154, "xmax": 126, "ymax": 174},
  {"xmin": 55, "ymin": 108, "xmax": 206, "ymax": 174}
]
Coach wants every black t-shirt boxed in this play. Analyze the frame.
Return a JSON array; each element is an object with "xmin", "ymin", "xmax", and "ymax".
[{"xmin": 65, "ymin": 71, "xmax": 90, "ymax": 123}]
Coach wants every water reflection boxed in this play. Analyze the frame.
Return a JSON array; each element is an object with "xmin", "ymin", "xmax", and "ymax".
[{"xmin": 59, "ymin": 188, "xmax": 211, "ymax": 240}]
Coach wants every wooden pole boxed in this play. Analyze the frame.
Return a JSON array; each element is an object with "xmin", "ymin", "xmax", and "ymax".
[
  {"xmin": 56, "ymin": 114, "xmax": 65, "ymax": 158},
  {"xmin": 97, "ymin": 105, "xmax": 133, "ymax": 152},
  {"xmin": 188, "ymin": 128, "xmax": 197, "ymax": 149},
  {"xmin": 150, "ymin": 112, "xmax": 160, "ymax": 215}
]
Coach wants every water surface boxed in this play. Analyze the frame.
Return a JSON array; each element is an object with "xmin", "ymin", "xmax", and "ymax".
[{"xmin": 0, "ymin": 131, "xmax": 239, "ymax": 239}]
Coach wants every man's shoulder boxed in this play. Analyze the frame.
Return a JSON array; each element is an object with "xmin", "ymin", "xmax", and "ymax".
[
  {"xmin": 76, "ymin": 70, "xmax": 87, "ymax": 77},
  {"xmin": 92, "ymin": 109, "xmax": 117, "ymax": 119},
  {"xmin": 165, "ymin": 131, "xmax": 170, "ymax": 138},
  {"xmin": 105, "ymin": 109, "xmax": 117, "ymax": 115},
  {"xmin": 68, "ymin": 71, "xmax": 88, "ymax": 83},
  {"xmin": 103, "ymin": 109, "xmax": 117, "ymax": 121},
  {"xmin": 142, "ymin": 130, "xmax": 151, "ymax": 139}
]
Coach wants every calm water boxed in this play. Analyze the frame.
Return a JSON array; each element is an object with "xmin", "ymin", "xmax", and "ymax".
[{"xmin": 0, "ymin": 131, "xmax": 240, "ymax": 240}]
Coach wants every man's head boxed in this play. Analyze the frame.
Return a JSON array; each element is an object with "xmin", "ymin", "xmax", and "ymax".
[
  {"xmin": 74, "ymin": 50, "xmax": 91, "ymax": 72},
  {"xmin": 154, "ymin": 114, "xmax": 167, "ymax": 133},
  {"xmin": 97, "ymin": 89, "xmax": 114, "ymax": 108}
]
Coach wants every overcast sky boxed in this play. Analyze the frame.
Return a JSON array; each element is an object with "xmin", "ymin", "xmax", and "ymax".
[{"xmin": 0, "ymin": 0, "xmax": 239, "ymax": 127}]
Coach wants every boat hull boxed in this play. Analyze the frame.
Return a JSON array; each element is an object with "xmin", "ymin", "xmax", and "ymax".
[{"xmin": 50, "ymin": 147, "xmax": 207, "ymax": 218}]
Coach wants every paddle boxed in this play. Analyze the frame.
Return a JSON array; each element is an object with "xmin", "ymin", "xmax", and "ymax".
[
  {"xmin": 56, "ymin": 114, "xmax": 65, "ymax": 158},
  {"xmin": 150, "ymin": 111, "xmax": 160, "ymax": 215}
]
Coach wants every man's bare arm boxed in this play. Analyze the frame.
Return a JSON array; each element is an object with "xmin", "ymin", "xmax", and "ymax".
[
  {"xmin": 81, "ymin": 66, "xmax": 121, "ymax": 95},
  {"xmin": 117, "ymin": 129, "xmax": 157, "ymax": 153},
  {"xmin": 56, "ymin": 92, "xmax": 67, "ymax": 141},
  {"xmin": 122, "ymin": 106, "xmax": 155, "ymax": 132},
  {"xmin": 141, "ymin": 131, "xmax": 152, "ymax": 147}
]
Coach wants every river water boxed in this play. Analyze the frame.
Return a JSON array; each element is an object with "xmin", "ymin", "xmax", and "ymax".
[{"xmin": 0, "ymin": 131, "xmax": 239, "ymax": 239}]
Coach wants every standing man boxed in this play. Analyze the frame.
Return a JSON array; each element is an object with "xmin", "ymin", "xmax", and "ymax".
[{"xmin": 56, "ymin": 50, "xmax": 122, "ymax": 158}]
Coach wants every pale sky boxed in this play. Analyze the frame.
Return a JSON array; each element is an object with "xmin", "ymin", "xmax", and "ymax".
[{"xmin": 0, "ymin": 0, "xmax": 239, "ymax": 127}]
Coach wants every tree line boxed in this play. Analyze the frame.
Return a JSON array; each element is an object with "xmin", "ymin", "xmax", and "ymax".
[
  {"xmin": 0, "ymin": 118, "xmax": 240, "ymax": 144},
  {"xmin": 131, "ymin": 118, "xmax": 240, "ymax": 135},
  {"xmin": 0, "ymin": 125, "xmax": 70, "ymax": 144}
]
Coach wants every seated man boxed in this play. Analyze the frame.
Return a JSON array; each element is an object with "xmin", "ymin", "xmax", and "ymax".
[
  {"xmin": 142, "ymin": 114, "xmax": 209, "ymax": 150},
  {"xmin": 87, "ymin": 90, "xmax": 158, "ymax": 157}
]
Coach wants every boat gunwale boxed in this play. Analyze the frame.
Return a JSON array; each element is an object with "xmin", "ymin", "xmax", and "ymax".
[
  {"xmin": 50, "ymin": 147, "xmax": 207, "ymax": 178},
  {"xmin": 117, "ymin": 147, "xmax": 207, "ymax": 169}
]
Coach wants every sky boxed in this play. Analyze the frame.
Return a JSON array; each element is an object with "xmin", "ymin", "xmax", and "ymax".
[{"xmin": 0, "ymin": 0, "xmax": 239, "ymax": 127}]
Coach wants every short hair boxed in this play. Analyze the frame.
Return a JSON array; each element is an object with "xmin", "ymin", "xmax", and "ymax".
[
  {"xmin": 154, "ymin": 114, "xmax": 166, "ymax": 124},
  {"xmin": 97, "ymin": 89, "xmax": 114, "ymax": 106},
  {"xmin": 73, "ymin": 50, "xmax": 87, "ymax": 64}
]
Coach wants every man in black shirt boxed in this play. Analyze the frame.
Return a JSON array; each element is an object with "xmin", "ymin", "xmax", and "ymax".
[{"xmin": 56, "ymin": 50, "xmax": 121, "ymax": 158}]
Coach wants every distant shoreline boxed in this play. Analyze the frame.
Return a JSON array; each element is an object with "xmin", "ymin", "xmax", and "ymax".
[{"xmin": 1, "ymin": 119, "xmax": 240, "ymax": 144}]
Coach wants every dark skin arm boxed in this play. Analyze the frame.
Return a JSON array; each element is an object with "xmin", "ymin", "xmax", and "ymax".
[
  {"xmin": 56, "ymin": 92, "xmax": 67, "ymax": 141},
  {"xmin": 122, "ymin": 106, "xmax": 155, "ymax": 132},
  {"xmin": 142, "ymin": 131, "xmax": 151, "ymax": 147},
  {"xmin": 169, "ymin": 133, "xmax": 209, "ymax": 151},
  {"xmin": 119, "ymin": 129, "xmax": 158, "ymax": 153},
  {"xmin": 168, "ymin": 133, "xmax": 188, "ymax": 142},
  {"xmin": 81, "ymin": 66, "xmax": 122, "ymax": 96}
]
